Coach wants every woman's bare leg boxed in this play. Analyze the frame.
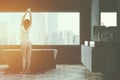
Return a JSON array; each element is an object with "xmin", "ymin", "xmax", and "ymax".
[
  {"xmin": 26, "ymin": 42, "xmax": 32, "ymax": 73},
  {"xmin": 21, "ymin": 43, "xmax": 27, "ymax": 73},
  {"xmin": 22, "ymin": 57, "xmax": 27, "ymax": 73},
  {"xmin": 26, "ymin": 52, "xmax": 31, "ymax": 73}
]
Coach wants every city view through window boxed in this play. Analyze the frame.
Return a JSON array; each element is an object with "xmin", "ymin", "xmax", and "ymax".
[{"xmin": 0, "ymin": 12, "xmax": 80, "ymax": 45}]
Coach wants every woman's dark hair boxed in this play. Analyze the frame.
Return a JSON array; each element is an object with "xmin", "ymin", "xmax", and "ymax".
[{"xmin": 23, "ymin": 19, "xmax": 30, "ymax": 30}]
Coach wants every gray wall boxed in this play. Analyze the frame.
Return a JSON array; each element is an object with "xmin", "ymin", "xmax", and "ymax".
[
  {"xmin": 80, "ymin": 0, "xmax": 91, "ymax": 44},
  {"xmin": 0, "ymin": 45, "xmax": 81, "ymax": 64},
  {"xmin": 100, "ymin": 0, "xmax": 117, "ymax": 12}
]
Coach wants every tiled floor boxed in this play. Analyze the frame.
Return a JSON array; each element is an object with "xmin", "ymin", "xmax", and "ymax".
[{"xmin": 0, "ymin": 65, "xmax": 104, "ymax": 80}]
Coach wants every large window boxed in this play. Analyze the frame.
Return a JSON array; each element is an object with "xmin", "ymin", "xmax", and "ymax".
[
  {"xmin": 0, "ymin": 12, "xmax": 80, "ymax": 45},
  {"xmin": 100, "ymin": 12, "xmax": 117, "ymax": 27}
]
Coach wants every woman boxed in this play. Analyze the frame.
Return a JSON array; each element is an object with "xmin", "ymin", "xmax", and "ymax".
[{"xmin": 20, "ymin": 8, "xmax": 32, "ymax": 73}]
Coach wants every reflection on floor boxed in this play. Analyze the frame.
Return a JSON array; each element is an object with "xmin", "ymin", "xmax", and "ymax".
[{"xmin": 0, "ymin": 65, "xmax": 104, "ymax": 80}]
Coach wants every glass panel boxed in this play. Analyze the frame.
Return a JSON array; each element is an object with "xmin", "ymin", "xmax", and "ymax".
[
  {"xmin": 0, "ymin": 12, "xmax": 80, "ymax": 45},
  {"xmin": 101, "ymin": 12, "xmax": 117, "ymax": 27}
]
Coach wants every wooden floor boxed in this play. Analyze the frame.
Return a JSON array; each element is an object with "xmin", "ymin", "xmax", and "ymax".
[{"xmin": 0, "ymin": 65, "xmax": 105, "ymax": 80}]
